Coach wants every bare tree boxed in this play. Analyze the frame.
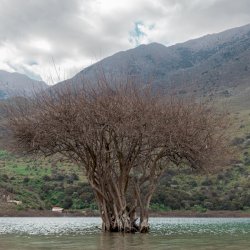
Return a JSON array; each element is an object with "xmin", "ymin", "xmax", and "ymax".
[{"xmin": 5, "ymin": 80, "xmax": 231, "ymax": 233}]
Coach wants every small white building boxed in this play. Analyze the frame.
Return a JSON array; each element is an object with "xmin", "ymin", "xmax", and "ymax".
[
  {"xmin": 52, "ymin": 206, "xmax": 64, "ymax": 213},
  {"xmin": 6, "ymin": 195, "xmax": 22, "ymax": 205},
  {"xmin": 7, "ymin": 200, "xmax": 22, "ymax": 205}
]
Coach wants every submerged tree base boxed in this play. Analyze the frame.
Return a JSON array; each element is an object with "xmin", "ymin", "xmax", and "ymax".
[
  {"xmin": 102, "ymin": 222, "xmax": 149, "ymax": 233},
  {"xmin": 100, "ymin": 211, "xmax": 150, "ymax": 233}
]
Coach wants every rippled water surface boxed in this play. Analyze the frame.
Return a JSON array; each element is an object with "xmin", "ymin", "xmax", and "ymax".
[{"xmin": 0, "ymin": 217, "xmax": 249, "ymax": 249}]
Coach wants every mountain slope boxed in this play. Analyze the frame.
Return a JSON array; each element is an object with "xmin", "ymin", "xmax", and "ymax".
[
  {"xmin": 0, "ymin": 70, "xmax": 48, "ymax": 99},
  {"xmin": 57, "ymin": 23, "xmax": 250, "ymax": 110}
]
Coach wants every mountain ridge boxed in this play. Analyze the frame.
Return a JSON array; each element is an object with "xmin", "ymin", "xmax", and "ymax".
[{"xmin": 55, "ymin": 23, "xmax": 250, "ymax": 107}]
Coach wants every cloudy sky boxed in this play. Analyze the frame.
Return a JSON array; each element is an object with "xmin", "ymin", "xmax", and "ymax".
[{"xmin": 0, "ymin": 0, "xmax": 250, "ymax": 84}]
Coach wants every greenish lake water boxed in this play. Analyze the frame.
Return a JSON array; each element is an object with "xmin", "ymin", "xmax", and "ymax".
[{"xmin": 0, "ymin": 217, "xmax": 249, "ymax": 249}]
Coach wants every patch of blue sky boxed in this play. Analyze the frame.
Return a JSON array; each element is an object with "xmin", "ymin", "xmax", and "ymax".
[{"xmin": 129, "ymin": 21, "xmax": 155, "ymax": 46}]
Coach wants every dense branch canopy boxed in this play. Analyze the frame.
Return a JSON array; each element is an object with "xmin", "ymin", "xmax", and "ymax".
[{"xmin": 6, "ymin": 83, "xmax": 230, "ymax": 171}]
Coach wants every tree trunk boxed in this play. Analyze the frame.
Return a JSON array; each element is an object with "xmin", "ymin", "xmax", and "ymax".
[
  {"xmin": 99, "ymin": 201, "xmax": 139, "ymax": 233},
  {"xmin": 96, "ymin": 197, "xmax": 151, "ymax": 233},
  {"xmin": 89, "ymin": 174, "xmax": 154, "ymax": 233},
  {"xmin": 90, "ymin": 179, "xmax": 141, "ymax": 233},
  {"xmin": 139, "ymin": 209, "xmax": 150, "ymax": 233}
]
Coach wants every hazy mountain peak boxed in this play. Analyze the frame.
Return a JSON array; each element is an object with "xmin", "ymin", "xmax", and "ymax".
[{"xmin": 0, "ymin": 70, "xmax": 48, "ymax": 99}]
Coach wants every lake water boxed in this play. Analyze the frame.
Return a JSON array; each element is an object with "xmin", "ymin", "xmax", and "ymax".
[{"xmin": 0, "ymin": 217, "xmax": 249, "ymax": 249}]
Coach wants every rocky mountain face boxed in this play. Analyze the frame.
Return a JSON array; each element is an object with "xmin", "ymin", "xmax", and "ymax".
[
  {"xmin": 0, "ymin": 70, "xmax": 48, "ymax": 99},
  {"xmin": 59, "ymin": 23, "xmax": 250, "ymax": 109}
]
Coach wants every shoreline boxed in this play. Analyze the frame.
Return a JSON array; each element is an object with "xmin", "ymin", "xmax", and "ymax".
[{"xmin": 1, "ymin": 210, "xmax": 250, "ymax": 218}]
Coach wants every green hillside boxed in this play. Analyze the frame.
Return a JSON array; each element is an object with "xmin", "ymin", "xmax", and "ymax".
[
  {"xmin": 0, "ymin": 151, "xmax": 96, "ymax": 212},
  {"xmin": 1, "ymin": 106, "xmax": 250, "ymax": 213},
  {"xmin": 1, "ymin": 82, "xmax": 250, "ymax": 214}
]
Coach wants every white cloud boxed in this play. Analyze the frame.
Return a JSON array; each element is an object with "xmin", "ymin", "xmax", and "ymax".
[
  {"xmin": 29, "ymin": 39, "xmax": 52, "ymax": 52},
  {"xmin": 0, "ymin": 0, "xmax": 249, "ymax": 84}
]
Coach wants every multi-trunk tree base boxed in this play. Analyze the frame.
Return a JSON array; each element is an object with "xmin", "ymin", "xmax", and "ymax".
[
  {"xmin": 101, "ymin": 214, "xmax": 150, "ymax": 233},
  {"xmin": 92, "ymin": 178, "xmax": 152, "ymax": 234}
]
